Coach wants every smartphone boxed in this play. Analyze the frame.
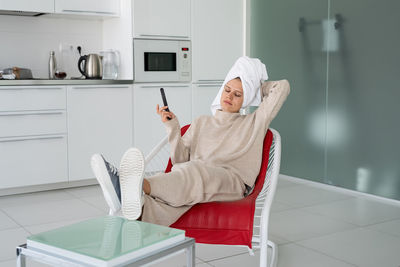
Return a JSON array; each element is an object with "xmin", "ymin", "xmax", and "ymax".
[{"xmin": 160, "ymin": 88, "xmax": 171, "ymax": 120}]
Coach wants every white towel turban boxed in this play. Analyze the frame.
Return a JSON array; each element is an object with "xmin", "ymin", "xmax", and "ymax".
[{"xmin": 210, "ymin": 56, "xmax": 268, "ymax": 115}]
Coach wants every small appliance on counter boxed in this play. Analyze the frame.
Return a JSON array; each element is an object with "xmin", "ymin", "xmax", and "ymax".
[
  {"xmin": 133, "ymin": 39, "xmax": 191, "ymax": 83},
  {"xmin": 100, "ymin": 49, "xmax": 120, "ymax": 79},
  {"xmin": 0, "ymin": 67, "xmax": 33, "ymax": 79},
  {"xmin": 78, "ymin": 54, "xmax": 103, "ymax": 79}
]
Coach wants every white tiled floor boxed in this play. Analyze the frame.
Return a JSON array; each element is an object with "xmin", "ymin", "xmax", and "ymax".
[{"xmin": 1, "ymin": 175, "xmax": 400, "ymax": 267}]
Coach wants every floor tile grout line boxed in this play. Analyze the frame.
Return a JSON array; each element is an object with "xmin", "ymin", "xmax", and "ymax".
[
  {"xmin": 62, "ymin": 188, "xmax": 110, "ymax": 214},
  {"xmin": 62, "ymin": 188, "xmax": 81, "ymax": 198},
  {"xmin": 0, "ymin": 207, "xmax": 26, "ymax": 230},
  {"xmin": 202, "ymin": 250, "xmax": 257, "ymax": 264},
  {"xmin": 272, "ymin": 195, "xmax": 356, "ymax": 212},
  {"xmin": 293, "ymin": 242, "xmax": 359, "ymax": 267},
  {"xmin": 62, "ymin": 185, "xmax": 102, "ymax": 199},
  {"xmin": 294, "ymin": 204, "xmax": 400, "ymax": 228},
  {"xmin": 1, "ymin": 200, "xmax": 105, "ymax": 231},
  {"xmin": 73, "ymin": 194, "xmax": 110, "ymax": 213},
  {"xmin": 271, "ymin": 203, "xmax": 361, "ymax": 229},
  {"xmin": 196, "ymin": 256, "xmax": 215, "ymax": 266},
  {"xmin": 360, "ymin": 216, "xmax": 400, "ymax": 228},
  {"xmin": 284, "ymin": 226, "xmax": 365, "ymax": 245},
  {"xmin": 1, "ymin": 201, "xmax": 67, "ymax": 236},
  {"xmin": 62, "ymin": 185, "xmax": 110, "ymax": 213},
  {"xmin": 294, "ymin": 206, "xmax": 361, "ymax": 227},
  {"xmin": 279, "ymin": 175, "xmax": 400, "ymax": 207},
  {"xmin": 358, "ymin": 225, "xmax": 400, "ymax": 241},
  {"xmin": 204, "ymin": 261, "xmax": 216, "ymax": 266},
  {"xmin": 20, "ymin": 214, "xmax": 102, "ymax": 234}
]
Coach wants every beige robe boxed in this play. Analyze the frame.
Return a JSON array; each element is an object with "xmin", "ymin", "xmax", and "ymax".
[{"xmin": 142, "ymin": 80, "xmax": 290, "ymax": 226}]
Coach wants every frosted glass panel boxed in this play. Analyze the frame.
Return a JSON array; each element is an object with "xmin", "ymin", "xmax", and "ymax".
[
  {"xmin": 250, "ymin": 0, "xmax": 328, "ymax": 182},
  {"xmin": 327, "ymin": 0, "xmax": 400, "ymax": 199},
  {"xmin": 251, "ymin": 0, "xmax": 400, "ymax": 200}
]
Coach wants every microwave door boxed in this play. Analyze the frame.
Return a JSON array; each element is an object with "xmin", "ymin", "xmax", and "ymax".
[{"xmin": 144, "ymin": 52, "xmax": 177, "ymax": 72}]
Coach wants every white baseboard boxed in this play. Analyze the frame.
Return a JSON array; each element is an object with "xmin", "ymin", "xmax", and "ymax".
[
  {"xmin": 0, "ymin": 179, "xmax": 98, "ymax": 196},
  {"xmin": 279, "ymin": 174, "xmax": 400, "ymax": 207}
]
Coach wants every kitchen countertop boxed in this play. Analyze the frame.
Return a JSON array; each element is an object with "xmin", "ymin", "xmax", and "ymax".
[{"xmin": 0, "ymin": 79, "xmax": 133, "ymax": 86}]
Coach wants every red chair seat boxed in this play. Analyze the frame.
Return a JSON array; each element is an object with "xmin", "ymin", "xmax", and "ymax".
[{"xmin": 167, "ymin": 125, "xmax": 274, "ymax": 248}]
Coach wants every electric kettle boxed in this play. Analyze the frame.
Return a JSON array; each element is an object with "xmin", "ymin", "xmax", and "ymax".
[{"xmin": 78, "ymin": 54, "xmax": 102, "ymax": 79}]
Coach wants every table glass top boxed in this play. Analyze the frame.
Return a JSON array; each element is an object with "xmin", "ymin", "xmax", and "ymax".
[{"xmin": 27, "ymin": 216, "xmax": 185, "ymax": 261}]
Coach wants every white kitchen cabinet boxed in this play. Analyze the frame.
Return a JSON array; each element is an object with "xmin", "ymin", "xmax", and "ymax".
[
  {"xmin": 192, "ymin": 0, "xmax": 244, "ymax": 82},
  {"xmin": 55, "ymin": 0, "xmax": 120, "ymax": 17},
  {"xmin": 133, "ymin": 0, "xmax": 190, "ymax": 39},
  {"xmin": 0, "ymin": 86, "xmax": 68, "ymax": 190},
  {"xmin": 0, "ymin": 111, "xmax": 66, "ymax": 138},
  {"xmin": 0, "ymin": 135, "xmax": 68, "ymax": 189},
  {"xmin": 0, "ymin": 0, "xmax": 54, "ymax": 13},
  {"xmin": 133, "ymin": 84, "xmax": 191, "ymax": 156},
  {"xmin": 192, "ymin": 83, "xmax": 221, "ymax": 119},
  {"xmin": 0, "ymin": 86, "xmax": 66, "ymax": 112},
  {"xmin": 67, "ymin": 85, "xmax": 132, "ymax": 181}
]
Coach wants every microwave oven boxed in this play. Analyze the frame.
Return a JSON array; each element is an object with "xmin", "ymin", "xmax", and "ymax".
[{"xmin": 133, "ymin": 39, "xmax": 191, "ymax": 83}]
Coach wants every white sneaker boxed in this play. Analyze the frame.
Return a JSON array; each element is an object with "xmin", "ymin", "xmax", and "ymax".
[
  {"xmin": 91, "ymin": 154, "xmax": 121, "ymax": 213},
  {"xmin": 119, "ymin": 148, "xmax": 145, "ymax": 220}
]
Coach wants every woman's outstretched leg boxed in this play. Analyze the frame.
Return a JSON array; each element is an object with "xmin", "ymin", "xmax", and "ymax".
[
  {"xmin": 119, "ymin": 148, "xmax": 146, "ymax": 220},
  {"xmin": 91, "ymin": 148, "xmax": 148, "ymax": 219}
]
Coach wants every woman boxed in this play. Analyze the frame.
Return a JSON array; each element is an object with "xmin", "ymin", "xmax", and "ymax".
[{"xmin": 91, "ymin": 56, "xmax": 290, "ymax": 226}]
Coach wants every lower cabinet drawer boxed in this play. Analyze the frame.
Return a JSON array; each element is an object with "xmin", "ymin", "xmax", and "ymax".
[
  {"xmin": 0, "ymin": 111, "xmax": 67, "ymax": 138},
  {"xmin": 0, "ymin": 86, "xmax": 66, "ymax": 112},
  {"xmin": 0, "ymin": 135, "xmax": 68, "ymax": 189}
]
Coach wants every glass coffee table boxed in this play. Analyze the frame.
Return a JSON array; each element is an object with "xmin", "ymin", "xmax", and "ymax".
[{"xmin": 16, "ymin": 216, "xmax": 195, "ymax": 266}]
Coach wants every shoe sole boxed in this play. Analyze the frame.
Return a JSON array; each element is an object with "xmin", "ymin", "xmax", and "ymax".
[
  {"xmin": 119, "ymin": 148, "xmax": 145, "ymax": 220},
  {"xmin": 91, "ymin": 154, "xmax": 121, "ymax": 213}
]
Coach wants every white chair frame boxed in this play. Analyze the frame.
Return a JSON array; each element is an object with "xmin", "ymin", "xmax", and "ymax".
[{"xmin": 137, "ymin": 128, "xmax": 281, "ymax": 267}]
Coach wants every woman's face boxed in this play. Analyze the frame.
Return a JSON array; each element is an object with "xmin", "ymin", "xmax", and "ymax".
[{"xmin": 220, "ymin": 78, "xmax": 244, "ymax": 113}]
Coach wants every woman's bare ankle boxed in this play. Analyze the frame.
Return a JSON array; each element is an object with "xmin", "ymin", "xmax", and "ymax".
[{"xmin": 143, "ymin": 179, "xmax": 151, "ymax": 195}]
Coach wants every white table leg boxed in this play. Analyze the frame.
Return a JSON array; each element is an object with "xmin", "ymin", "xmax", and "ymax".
[
  {"xmin": 16, "ymin": 246, "xmax": 26, "ymax": 267},
  {"xmin": 186, "ymin": 243, "xmax": 195, "ymax": 267}
]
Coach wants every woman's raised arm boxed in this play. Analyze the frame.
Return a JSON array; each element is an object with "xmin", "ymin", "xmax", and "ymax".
[{"xmin": 256, "ymin": 80, "xmax": 290, "ymax": 131}]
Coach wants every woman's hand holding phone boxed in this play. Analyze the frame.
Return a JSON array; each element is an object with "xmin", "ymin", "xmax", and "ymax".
[
  {"xmin": 156, "ymin": 104, "xmax": 176, "ymax": 123},
  {"xmin": 157, "ymin": 88, "xmax": 175, "ymax": 123}
]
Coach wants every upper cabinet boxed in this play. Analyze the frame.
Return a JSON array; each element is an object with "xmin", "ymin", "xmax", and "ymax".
[
  {"xmin": 133, "ymin": 0, "xmax": 190, "ymax": 39},
  {"xmin": 0, "ymin": 0, "xmax": 120, "ymax": 17},
  {"xmin": 0, "ymin": 0, "xmax": 54, "ymax": 13},
  {"xmin": 54, "ymin": 0, "xmax": 120, "ymax": 17},
  {"xmin": 192, "ymin": 0, "xmax": 244, "ymax": 82}
]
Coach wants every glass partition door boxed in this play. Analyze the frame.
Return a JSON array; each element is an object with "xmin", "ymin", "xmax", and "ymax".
[
  {"xmin": 251, "ymin": 0, "xmax": 400, "ymax": 200},
  {"xmin": 251, "ymin": 0, "xmax": 329, "ymax": 183},
  {"xmin": 327, "ymin": 0, "xmax": 400, "ymax": 199}
]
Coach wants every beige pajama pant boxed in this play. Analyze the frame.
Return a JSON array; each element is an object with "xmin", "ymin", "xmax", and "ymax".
[{"xmin": 141, "ymin": 160, "xmax": 246, "ymax": 226}]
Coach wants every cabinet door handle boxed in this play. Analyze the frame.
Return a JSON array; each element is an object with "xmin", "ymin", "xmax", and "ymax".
[
  {"xmin": 62, "ymin": 9, "xmax": 116, "ymax": 15},
  {"xmin": 139, "ymin": 85, "xmax": 190, "ymax": 89},
  {"xmin": 72, "ymin": 86, "xmax": 129, "ymax": 90},
  {"xmin": 197, "ymin": 80, "xmax": 224, "ymax": 83},
  {"xmin": 197, "ymin": 84, "xmax": 222, "ymax": 88},
  {"xmin": 0, "ymin": 110, "xmax": 64, "ymax": 116},
  {"xmin": 0, "ymin": 87, "xmax": 63, "ymax": 91},
  {"xmin": 138, "ymin": 34, "xmax": 189, "ymax": 39},
  {"xmin": 0, "ymin": 135, "xmax": 65, "ymax": 143}
]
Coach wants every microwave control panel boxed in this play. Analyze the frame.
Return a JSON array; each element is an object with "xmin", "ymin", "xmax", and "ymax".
[{"xmin": 178, "ymin": 40, "xmax": 191, "ymax": 80}]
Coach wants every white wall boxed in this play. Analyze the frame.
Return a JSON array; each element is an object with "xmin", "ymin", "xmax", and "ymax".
[{"xmin": 0, "ymin": 15, "xmax": 103, "ymax": 79}]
